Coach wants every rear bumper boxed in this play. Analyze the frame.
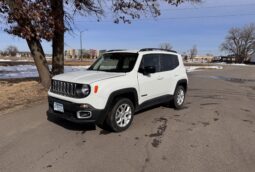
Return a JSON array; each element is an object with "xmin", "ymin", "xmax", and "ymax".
[{"xmin": 47, "ymin": 96, "xmax": 105, "ymax": 124}]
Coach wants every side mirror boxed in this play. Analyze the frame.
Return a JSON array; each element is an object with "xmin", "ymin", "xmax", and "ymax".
[{"xmin": 143, "ymin": 66, "xmax": 156, "ymax": 75}]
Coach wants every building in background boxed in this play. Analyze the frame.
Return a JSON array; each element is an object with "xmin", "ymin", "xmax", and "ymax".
[
  {"xmin": 99, "ymin": 50, "xmax": 107, "ymax": 57},
  {"xmin": 194, "ymin": 55, "xmax": 214, "ymax": 63},
  {"xmin": 87, "ymin": 49, "xmax": 99, "ymax": 59},
  {"xmin": 65, "ymin": 49, "xmax": 77, "ymax": 59},
  {"xmin": 65, "ymin": 48, "xmax": 100, "ymax": 59},
  {"xmin": 212, "ymin": 55, "xmax": 236, "ymax": 63},
  {"xmin": 212, "ymin": 54, "xmax": 255, "ymax": 64},
  {"xmin": 16, "ymin": 52, "xmax": 32, "ymax": 58}
]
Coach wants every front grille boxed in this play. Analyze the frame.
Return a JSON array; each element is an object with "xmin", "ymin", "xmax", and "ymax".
[{"xmin": 51, "ymin": 80, "xmax": 78, "ymax": 98}]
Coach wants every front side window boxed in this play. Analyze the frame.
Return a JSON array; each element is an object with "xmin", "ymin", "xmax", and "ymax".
[
  {"xmin": 139, "ymin": 54, "xmax": 160, "ymax": 73},
  {"xmin": 88, "ymin": 53, "xmax": 138, "ymax": 72}
]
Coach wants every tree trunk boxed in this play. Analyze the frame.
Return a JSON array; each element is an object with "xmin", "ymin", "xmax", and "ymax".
[
  {"xmin": 51, "ymin": 0, "xmax": 64, "ymax": 75},
  {"xmin": 26, "ymin": 39, "xmax": 51, "ymax": 88},
  {"xmin": 6, "ymin": 0, "xmax": 51, "ymax": 88},
  {"xmin": 52, "ymin": 31, "xmax": 64, "ymax": 75}
]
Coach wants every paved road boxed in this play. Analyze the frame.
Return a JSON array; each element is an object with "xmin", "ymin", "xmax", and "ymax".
[{"xmin": 1, "ymin": 66, "xmax": 255, "ymax": 172}]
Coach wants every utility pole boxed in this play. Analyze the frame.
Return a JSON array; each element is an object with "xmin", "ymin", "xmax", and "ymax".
[
  {"xmin": 79, "ymin": 29, "xmax": 88, "ymax": 61},
  {"xmin": 80, "ymin": 31, "xmax": 83, "ymax": 61}
]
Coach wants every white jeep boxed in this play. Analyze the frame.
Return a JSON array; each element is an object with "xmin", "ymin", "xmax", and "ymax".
[{"xmin": 47, "ymin": 48, "xmax": 188, "ymax": 132}]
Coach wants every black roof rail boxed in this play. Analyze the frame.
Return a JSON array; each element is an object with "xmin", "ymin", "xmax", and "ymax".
[
  {"xmin": 107, "ymin": 49, "xmax": 127, "ymax": 52},
  {"xmin": 139, "ymin": 48, "xmax": 177, "ymax": 53}
]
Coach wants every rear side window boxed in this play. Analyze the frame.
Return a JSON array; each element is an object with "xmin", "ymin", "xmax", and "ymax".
[
  {"xmin": 160, "ymin": 54, "xmax": 179, "ymax": 72},
  {"xmin": 139, "ymin": 54, "xmax": 160, "ymax": 72}
]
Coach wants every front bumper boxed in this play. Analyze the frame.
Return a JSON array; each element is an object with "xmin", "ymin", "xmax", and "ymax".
[{"xmin": 47, "ymin": 96, "xmax": 105, "ymax": 124}]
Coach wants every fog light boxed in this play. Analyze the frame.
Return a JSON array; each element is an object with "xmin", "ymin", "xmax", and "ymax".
[{"xmin": 80, "ymin": 104, "xmax": 89, "ymax": 109}]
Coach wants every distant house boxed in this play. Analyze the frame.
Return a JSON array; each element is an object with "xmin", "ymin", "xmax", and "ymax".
[
  {"xmin": 16, "ymin": 52, "xmax": 32, "ymax": 58},
  {"xmin": 45, "ymin": 54, "xmax": 52, "ymax": 60},
  {"xmin": 221, "ymin": 55, "xmax": 236, "ymax": 63},
  {"xmin": 212, "ymin": 56, "xmax": 221, "ymax": 62},
  {"xmin": 65, "ymin": 49, "xmax": 77, "ymax": 59},
  {"xmin": 65, "ymin": 48, "xmax": 100, "ymax": 59},
  {"xmin": 86, "ymin": 49, "xmax": 99, "ymax": 59},
  {"xmin": 99, "ymin": 50, "xmax": 107, "ymax": 56},
  {"xmin": 212, "ymin": 55, "xmax": 237, "ymax": 63},
  {"xmin": 193, "ymin": 55, "xmax": 214, "ymax": 63}
]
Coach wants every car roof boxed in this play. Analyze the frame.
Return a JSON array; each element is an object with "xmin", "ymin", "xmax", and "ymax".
[
  {"xmin": 105, "ymin": 48, "xmax": 178, "ymax": 54},
  {"xmin": 105, "ymin": 50, "xmax": 139, "ymax": 53}
]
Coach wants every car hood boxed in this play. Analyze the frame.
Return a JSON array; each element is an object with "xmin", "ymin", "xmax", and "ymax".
[{"xmin": 53, "ymin": 70, "xmax": 125, "ymax": 84}]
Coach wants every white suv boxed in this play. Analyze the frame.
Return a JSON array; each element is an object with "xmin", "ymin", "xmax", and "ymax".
[{"xmin": 47, "ymin": 48, "xmax": 188, "ymax": 132}]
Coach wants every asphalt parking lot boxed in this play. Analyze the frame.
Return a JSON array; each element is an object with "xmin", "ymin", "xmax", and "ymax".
[{"xmin": 0, "ymin": 65, "xmax": 255, "ymax": 172}]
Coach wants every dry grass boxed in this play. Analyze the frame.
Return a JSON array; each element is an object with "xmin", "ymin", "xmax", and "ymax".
[
  {"xmin": 0, "ymin": 60, "xmax": 94, "ymax": 66},
  {"xmin": 0, "ymin": 81, "xmax": 48, "ymax": 115},
  {"xmin": 64, "ymin": 60, "xmax": 94, "ymax": 66}
]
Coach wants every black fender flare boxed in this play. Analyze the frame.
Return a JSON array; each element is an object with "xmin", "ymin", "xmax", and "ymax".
[
  {"xmin": 96, "ymin": 88, "xmax": 139, "ymax": 125},
  {"xmin": 175, "ymin": 79, "xmax": 188, "ymax": 92}
]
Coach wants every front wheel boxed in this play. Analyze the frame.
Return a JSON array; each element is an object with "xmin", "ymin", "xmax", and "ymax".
[
  {"xmin": 172, "ymin": 86, "xmax": 186, "ymax": 109},
  {"xmin": 106, "ymin": 98, "xmax": 134, "ymax": 132}
]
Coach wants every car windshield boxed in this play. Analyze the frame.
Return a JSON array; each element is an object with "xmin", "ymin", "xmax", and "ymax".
[{"xmin": 88, "ymin": 53, "xmax": 138, "ymax": 73}]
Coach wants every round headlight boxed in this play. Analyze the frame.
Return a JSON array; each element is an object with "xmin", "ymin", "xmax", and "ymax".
[
  {"xmin": 76, "ymin": 84, "xmax": 90, "ymax": 98},
  {"xmin": 81, "ymin": 84, "xmax": 90, "ymax": 95}
]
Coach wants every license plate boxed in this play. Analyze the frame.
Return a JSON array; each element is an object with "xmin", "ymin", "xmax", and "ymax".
[{"xmin": 54, "ymin": 102, "xmax": 64, "ymax": 113}]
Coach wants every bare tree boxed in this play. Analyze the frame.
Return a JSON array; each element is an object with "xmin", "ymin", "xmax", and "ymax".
[
  {"xmin": 159, "ymin": 43, "xmax": 173, "ymax": 50},
  {"xmin": 206, "ymin": 53, "xmax": 213, "ymax": 56},
  {"xmin": 5, "ymin": 45, "xmax": 18, "ymax": 56},
  {"xmin": 189, "ymin": 45, "xmax": 198, "ymax": 60},
  {"xmin": 0, "ymin": 0, "xmax": 201, "ymax": 88},
  {"xmin": 221, "ymin": 23, "xmax": 255, "ymax": 63},
  {"xmin": 181, "ymin": 52, "xmax": 188, "ymax": 62}
]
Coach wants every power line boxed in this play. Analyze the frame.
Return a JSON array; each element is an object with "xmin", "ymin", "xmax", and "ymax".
[
  {"xmin": 160, "ymin": 3, "xmax": 255, "ymax": 11},
  {"xmin": 154, "ymin": 13, "xmax": 255, "ymax": 21},
  {"xmin": 75, "ymin": 13, "xmax": 255, "ymax": 23},
  {"xmin": 73, "ymin": 3, "xmax": 255, "ymax": 23}
]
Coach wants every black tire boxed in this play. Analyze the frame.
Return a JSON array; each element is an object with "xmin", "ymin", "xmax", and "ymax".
[
  {"xmin": 106, "ymin": 98, "xmax": 134, "ymax": 132},
  {"xmin": 172, "ymin": 85, "xmax": 186, "ymax": 109}
]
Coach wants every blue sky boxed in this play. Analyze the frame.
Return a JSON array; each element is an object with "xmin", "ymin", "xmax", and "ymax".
[{"xmin": 0, "ymin": 0, "xmax": 255, "ymax": 55}]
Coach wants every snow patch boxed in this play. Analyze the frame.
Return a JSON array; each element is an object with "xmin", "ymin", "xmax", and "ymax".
[
  {"xmin": 16, "ymin": 59, "xmax": 33, "ymax": 62},
  {"xmin": 0, "ymin": 65, "xmax": 90, "ymax": 79},
  {"xmin": 186, "ymin": 66, "xmax": 223, "ymax": 73},
  {"xmin": 0, "ymin": 59, "xmax": 12, "ymax": 62},
  {"xmin": 0, "ymin": 64, "xmax": 223, "ymax": 79},
  {"xmin": 213, "ymin": 62, "xmax": 249, "ymax": 66}
]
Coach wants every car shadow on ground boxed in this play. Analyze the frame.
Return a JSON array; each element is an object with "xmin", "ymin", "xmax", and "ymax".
[
  {"xmin": 135, "ymin": 103, "xmax": 174, "ymax": 115},
  {"xmin": 47, "ymin": 113, "xmax": 96, "ymax": 131},
  {"xmin": 46, "ymin": 103, "xmax": 181, "ymax": 133}
]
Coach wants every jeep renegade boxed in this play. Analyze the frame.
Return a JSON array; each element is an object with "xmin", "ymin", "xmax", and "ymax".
[{"xmin": 47, "ymin": 48, "xmax": 188, "ymax": 132}]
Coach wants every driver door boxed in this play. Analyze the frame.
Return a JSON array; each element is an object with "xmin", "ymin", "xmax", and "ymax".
[{"xmin": 137, "ymin": 54, "xmax": 164, "ymax": 104}]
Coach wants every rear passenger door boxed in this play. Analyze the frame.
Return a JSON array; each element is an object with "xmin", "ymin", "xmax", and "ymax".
[{"xmin": 159, "ymin": 54, "xmax": 180, "ymax": 95}]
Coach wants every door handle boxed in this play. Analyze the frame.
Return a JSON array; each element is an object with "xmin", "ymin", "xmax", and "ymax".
[{"xmin": 157, "ymin": 77, "xmax": 164, "ymax": 80}]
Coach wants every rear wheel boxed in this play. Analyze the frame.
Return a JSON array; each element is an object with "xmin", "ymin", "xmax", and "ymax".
[
  {"xmin": 172, "ymin": 85, "xmax": 186, "ymax": 109},
  {"xmin": 106, "ymin": 98, "xmax": 134, "ymax": 132}
]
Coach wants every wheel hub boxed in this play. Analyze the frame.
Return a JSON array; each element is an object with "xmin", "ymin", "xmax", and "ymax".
[
  {"xmin": 177, "ymin": 89, "xmax": 185, "ymax": 105},
  {"xmin": 115, "ymin": 104, "xmax": 132, "ymax": 128}
]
